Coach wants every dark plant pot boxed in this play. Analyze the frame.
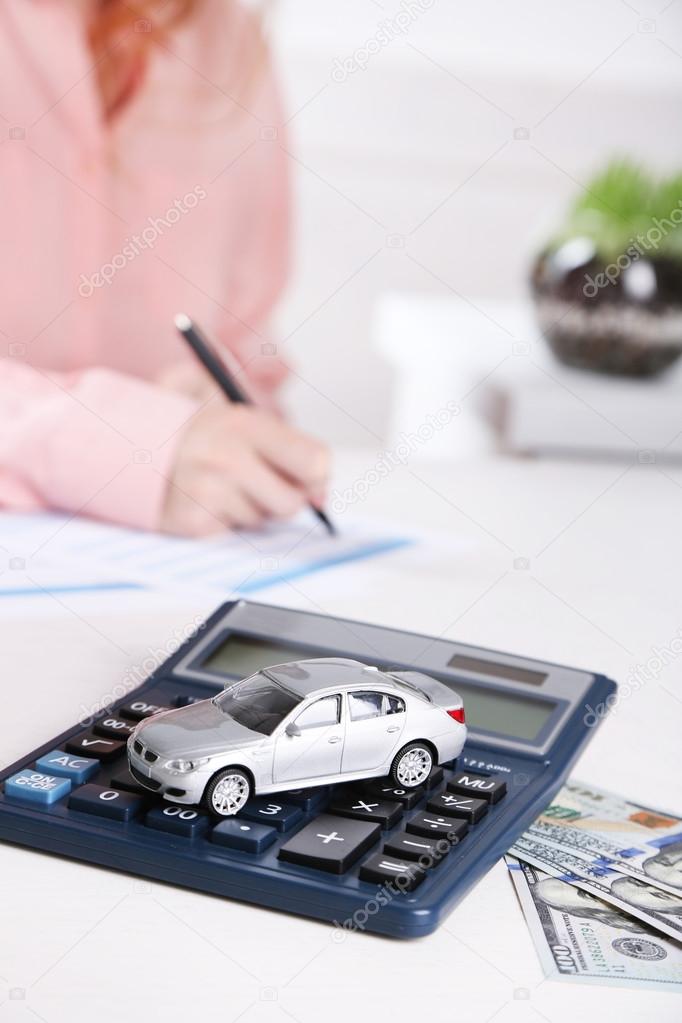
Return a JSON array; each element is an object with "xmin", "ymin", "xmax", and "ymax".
[{"xmin": 531, "ymin": 238, "xmax": 682, "ymax": 377}]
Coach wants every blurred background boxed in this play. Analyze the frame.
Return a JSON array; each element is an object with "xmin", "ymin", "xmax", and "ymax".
[{"xmin": 270, "ymin": 0, "xmax": 682, "ymax": 452}]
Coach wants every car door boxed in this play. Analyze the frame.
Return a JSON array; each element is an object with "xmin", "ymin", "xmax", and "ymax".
[
  {"xmin": 272, "ymin": 694, "xmax": 344, "ymax": 784},
  {"xmin": 341, "ymin": 691, "xmax": 406, "ymax": 773}
]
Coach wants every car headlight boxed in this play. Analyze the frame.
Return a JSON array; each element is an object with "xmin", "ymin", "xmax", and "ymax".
[{"xmin": 164, "ymin": 758, "xmax": 210, "ymax": 774}]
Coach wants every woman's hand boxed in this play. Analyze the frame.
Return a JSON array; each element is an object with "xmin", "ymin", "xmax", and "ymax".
[{"xmin": 160, "ymin": 402, "xmax": 330, "ymax": 536}]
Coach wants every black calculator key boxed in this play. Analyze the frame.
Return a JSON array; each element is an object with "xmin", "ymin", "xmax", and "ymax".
[
  {"xmin": 359, "ymin": 853, "xmax": 426, "ymax": 891},
  {"xmin": 427, "ymin": 792, "xmax": 488, "ymax": 824},
  {"xmin": 406, "ymin": 813, "xmax": 469, "ymax": 842},
  {"xmin": 328, "ymin": 794, "xmax": 402, "ymax": 829},
  {"xmin": 94, "ymin": 716, "xmax": 135, "ymax": 740},
  {"xmin": 383, "ymin": 832, "xmax": 448, "ymax": 863},
  {"xmin": 110, "ymin": 770, "xmax": 149, "ymax": 796},
  {"xmin": 69, "ymin": 784, "xmax": 143, "ymax": 821},
  {"xmin": 447, "ymin": 772, "xmax": 507, "ymax": 804},
  {"xmin": 145, "ymin": 804, "xmax": 210, "ymax": 838},
  {"xmin": 173, "ymin": 695, "xmax": 204, "ymax": 708},
  {"xmin": 119, "ymin": 700, "xmax": 170, "ymax": 721},
  {"xmin": 283, "ymin": 787, "xmax": 329, "ymax": 812},
  {"xmin": 425, "ymin": 766, "xmax": 444, "ymax": 789},
  {"xmin": 238, "ymin": 798, "xmax": 303, "ymax": 833},
  {"xmin": 279, "ymin": 813, "xmax": 380, "ymax": 874},
  {"xmin": 212, "ymin": 819, "xmax": 277, "ymax": 854},
  {"xmin": 65, "ymin": 733, "xmax": 126, "ymax": 762},
  {"xmin": 360, "ymin": 779, "xmax": 425, "ymax": 809}
]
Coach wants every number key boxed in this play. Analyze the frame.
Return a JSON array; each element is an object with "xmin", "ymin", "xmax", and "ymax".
[
  {"xmin": 238, "ymin": 798, "xmax": 303, "ymax": 833},
  {"xmin": 69, "ymin": 784, "xmax": 143, "ymax": 821}
]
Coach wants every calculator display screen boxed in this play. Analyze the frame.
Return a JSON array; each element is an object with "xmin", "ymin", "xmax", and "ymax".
[
  {"xmin": 201, "ymin": 635, "xmax": 320, "ymax": 678},
  {"xmin": 434, "ymin": 678, "xmax": 555, "ymax": 741},
  {"xmin": 200, "ymin": 635, "xmax": 556, "ymax": 742}
]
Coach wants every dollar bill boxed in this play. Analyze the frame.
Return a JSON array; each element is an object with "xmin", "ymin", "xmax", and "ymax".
[
  {"xmin": 532, "ymin": 780, "xmax": 682, "ymax": 895},
  {"xmin": 510, "ymin": 834, "xmax": 682, "ymax": 943},
  {"xmin": 506, "ymin": 856, "xmax": 682, "ymax": 990}
]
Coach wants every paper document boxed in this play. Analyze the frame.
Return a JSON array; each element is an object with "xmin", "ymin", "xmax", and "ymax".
[{"xmin": 0, "ymin": 511, "xmax": 411, "ymax": 600}]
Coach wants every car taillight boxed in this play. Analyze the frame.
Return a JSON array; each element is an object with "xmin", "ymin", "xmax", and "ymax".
[{"xmin": 447, "ymin": 707, "xmax": 465, "ymax": 723}]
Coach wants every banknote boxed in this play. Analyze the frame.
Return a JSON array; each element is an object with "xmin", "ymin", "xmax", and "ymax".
[
  {"xmin": 526, "ymin": 818, "xmax": 682, "ymax": 896},
  {"xmin": 533, "ymin": 780, "xmax": 682, "ymax": 895},
  {"xmin": 510, "ymin": 834, "xmax": 682, "ymax": 943},
  {"xmin": 506, "ymin": 856, "xmax": 682, "ymax": 990}
]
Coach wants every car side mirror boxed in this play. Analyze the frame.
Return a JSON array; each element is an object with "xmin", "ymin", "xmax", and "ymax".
[{"xmin": 285, "ymin": 722, "xmax": 301, "ymax": 738}]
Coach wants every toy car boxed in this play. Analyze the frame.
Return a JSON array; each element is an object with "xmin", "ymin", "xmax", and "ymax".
[{"xmin": 127, "ymin": 658, "xmax": 466, "ymax": 817}]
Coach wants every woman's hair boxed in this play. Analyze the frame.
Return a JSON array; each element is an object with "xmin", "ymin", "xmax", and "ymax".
[{"xmin": 88, "ymin": 1, "xmax": 201, "ymax": 121}]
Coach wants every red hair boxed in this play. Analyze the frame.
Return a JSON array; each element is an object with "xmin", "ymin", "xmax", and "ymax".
[{"xmin": 87, "ymin": 1, "xmax": 200, "ymax": 121}]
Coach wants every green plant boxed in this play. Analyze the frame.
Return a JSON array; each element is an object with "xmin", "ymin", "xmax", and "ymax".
[{"xmin": 552, "ymin": 158, "xmax": 682, "ymax": 263}]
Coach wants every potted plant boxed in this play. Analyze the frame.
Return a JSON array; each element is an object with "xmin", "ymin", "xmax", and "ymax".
[{"xmin": 531, "ymin": 159, "xmax": 682, "ymax": 377}]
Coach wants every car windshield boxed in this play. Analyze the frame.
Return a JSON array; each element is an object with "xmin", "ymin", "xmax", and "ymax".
[{"xmin": 213, "ymin": 674, "xmax": 301, "ymax": 735}]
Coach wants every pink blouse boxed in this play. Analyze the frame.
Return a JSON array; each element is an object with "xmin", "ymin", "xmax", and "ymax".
[{"xmin": 0, "ymin": 0, "xmax": 290, "ymax": 529}]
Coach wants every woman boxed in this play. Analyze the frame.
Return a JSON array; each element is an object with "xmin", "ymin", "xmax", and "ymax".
[{"xmin": 0, "ymin": 0, "xmax": 330, "ymax": 536}]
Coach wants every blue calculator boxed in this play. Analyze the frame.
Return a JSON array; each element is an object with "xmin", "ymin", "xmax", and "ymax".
[{"xmin": 0, "ymin": 600, "xmax": 616, "ymax": 938}]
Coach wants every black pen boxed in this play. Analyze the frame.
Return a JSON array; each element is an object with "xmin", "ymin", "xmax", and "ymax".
[{"xmin": 174, "ymin": 313, "xmax": 335, "ymax": 536}]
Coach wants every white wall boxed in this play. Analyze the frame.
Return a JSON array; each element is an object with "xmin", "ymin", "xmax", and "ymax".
[{"xmin": 270, "ymin": 0, "xmax": 682, "ymax": 444}]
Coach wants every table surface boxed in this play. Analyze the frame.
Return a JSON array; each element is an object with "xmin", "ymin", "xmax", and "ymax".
[{"xmin": 1, "ymin": 449, "xmax": 680, "ymax": 1021}]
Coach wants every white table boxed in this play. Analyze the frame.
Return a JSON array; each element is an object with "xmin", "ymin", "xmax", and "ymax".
[{"xmin": 1, "ymin": 450, "xmax": 680, "ymax": 1021}]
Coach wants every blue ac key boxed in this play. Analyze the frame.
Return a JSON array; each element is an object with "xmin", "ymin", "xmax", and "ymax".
[
  {"xmin": 69, "ymin": 784, "xmax": 143, "ymax": 821},
  {"xmin": 238, "ymin": 798, "xmax": 303, "ymax": 833},
  {"xmin": 211, "ymin": 819, "xmax": 277, "ymax": 853},
  {"xmin": 36, "ymin": 750, "xmax": 99, "ymax": 785},
  {"xmin": 5, "ymin": 770, "xmax": 71, "ymax": 806},
  {"xmin": 145, "ymin": 804, "xmax": 210, "ymax": 838}
]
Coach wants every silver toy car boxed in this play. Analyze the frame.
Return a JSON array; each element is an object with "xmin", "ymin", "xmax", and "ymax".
[{"xmin": 127, "ymin": 658, "xmax": 466, "ymax": 817}]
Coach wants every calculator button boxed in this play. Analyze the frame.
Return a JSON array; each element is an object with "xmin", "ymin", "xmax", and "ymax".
[
  {"xmin": 211, "ymin": 819, "xmax": 277, "ymax": 854},
  {"xmin": 427, "ymin": 792, "xmax": 488, "ymax": 824},
  {"xmin": 35, "ymin": 750, "xmax": 99, "ymax": 785},
  {"xmin": 383, "ymin": 832, "xmax": 449, "ymax": 863},
  {"xmin": 4, "ymin": 770, "xmax": 71, "ymax": 805},
  {"xmin": 94, "ymin": 717, "xmax": 135, "ymax": 740},
  {"xmin": 119, "ymin": 700, "xmax": 169, "ymax": 721},
  {"xmin": 359, "ymin": 779, "xmax": 425, "ymax": 809},
  {"xmin": 406, "ymin": 813, "xmax": 469, "ymax": 842},
  {"xmin": 238, "ymin": 798, "xmax": 303, "ymax": 833},
  {"xmin": 278, "ymin": 813, "xmax": 380, "ymax": 874},
  {"xmin": 358, "ymin": 852, "xmax": 426, "ymax": 891},
  {"xmin": 425, "ymin": 766, "xmax": 444, "ymax": 789},
  {"xmin": 65, "ymin": 733, "xmax": 126, "ymax": 762},
  {"xmin": 173, "ymin": 695, "xmax": 204, "ymax": 708},
  {"xmin": 447, "ymin": 772, "xmax": 507, "ymax": 804},
  {"xmin": 328, "ymin": 794, "xmax": 402, "ymax": 829},
  {"xmin": 283, "ymin": 787, "xmax": 329, "ymax": 812},
  {"xmin": 145, "ymin": 804, "xmax": 210, "ymax": 838},
  {"xmin": 110, "ymin": 770, "xmax": 149, "ymax": 796},
  {"xmin": 69, "ymin": 784, "xmax": 143, "ymax": 821}
]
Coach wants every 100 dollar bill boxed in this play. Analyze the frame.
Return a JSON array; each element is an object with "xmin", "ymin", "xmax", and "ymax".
[
  {"xmin": 506, "ymin": 856, "xmax": 682, "ymax": 991},
  {"xmin": 533, "ymin": 781, "xmax": 682, "ymax": 896},
  {"xmin": 510, "ymin": 834, "xmax": 682, "ymax": 942}
]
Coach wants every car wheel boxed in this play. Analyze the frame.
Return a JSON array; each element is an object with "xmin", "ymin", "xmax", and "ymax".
[
  {"xmin": 205, "ymin": 768, "xmax": 251, "ymax": 817},
  {"xmin": 390, "ymin": 742, "xmax": 433, "ymax": 788}
]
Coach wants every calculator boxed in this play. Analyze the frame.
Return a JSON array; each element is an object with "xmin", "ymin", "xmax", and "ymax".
[{"xmin": 0, "ymin": 600, "xmax": 616, "ymax": 938}]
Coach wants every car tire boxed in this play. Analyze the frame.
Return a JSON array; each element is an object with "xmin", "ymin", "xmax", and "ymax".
[
  {"xmin": 390, "ymin": 741, "xmax": 433, "ymax": 788},
  {"xmin": 204, "ymin": 768, "xmax": 252, "ymax": 817}
]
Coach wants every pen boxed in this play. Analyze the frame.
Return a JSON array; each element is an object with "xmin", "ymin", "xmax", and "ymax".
[{"xmin": 174, "ymin": 313, "xmax": 335, "ymax": 536}]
